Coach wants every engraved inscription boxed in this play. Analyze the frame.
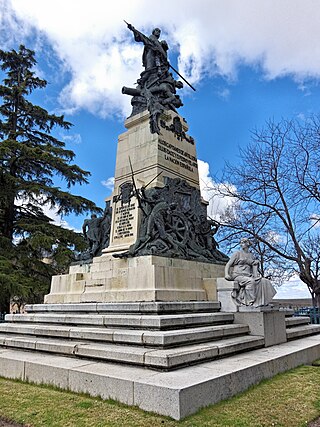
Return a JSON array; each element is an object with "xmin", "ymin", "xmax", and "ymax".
[
  {"xmin": 158, "ymin": 139, "xmax": 198, "ymax": 173},
  {"xmin": 114, "ymin": 203, "xmax": 136, "ymax": 239}
]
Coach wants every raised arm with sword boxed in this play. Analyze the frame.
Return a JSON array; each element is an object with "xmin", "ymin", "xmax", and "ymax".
[{"xmin": 124, "ymin": 20, "xmax": 196, "ymax": 92}]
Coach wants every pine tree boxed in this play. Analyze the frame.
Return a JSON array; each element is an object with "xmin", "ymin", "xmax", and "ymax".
[{"xmin": 0, "ymin": 45, "xmax": 99, "ymax": 312}]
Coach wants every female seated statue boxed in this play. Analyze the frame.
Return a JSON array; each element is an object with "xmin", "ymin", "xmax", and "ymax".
[{"xmin": 225, "ymin": 238, "xmax": 276, "ymax": 307}]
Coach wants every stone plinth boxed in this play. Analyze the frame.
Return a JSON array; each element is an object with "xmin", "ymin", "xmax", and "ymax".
[
  {"xmin": 44, "ymin": 255, "xmax": 224, "ymax": 304},
  {"xmin": 234, "ymin": 308, "xmax": 287, "ymax": 347},
  {"xmin": 216, "ymin": 277, "xmax": 239, "ymax": 312},
  {"xmin": 105, "ymin": 109, "xmax": 200, "ymax": 255}
]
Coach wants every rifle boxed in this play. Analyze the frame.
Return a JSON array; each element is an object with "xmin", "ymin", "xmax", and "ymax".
[{"xmin": 124, "ymin": 20, "xmax": 196, "ymax": 92}]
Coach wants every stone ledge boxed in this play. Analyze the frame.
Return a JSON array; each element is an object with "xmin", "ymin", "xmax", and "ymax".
[
  {"xmin": 286, "ymin": 324, "xmax": 320, "ymax": 340},
  {"xmin": 0, "ymin": 335, "xmax": 319, "ymax": 419},
  {"xmin": 4, "ymin": 312, "xmax": 235, "ymax": 330},
  {"xmin": 285, "ymin": 316, "xmax": 310, "ymax": 327},
  {"xmin": 0, "ymin": 333, "xmax": 264, "ymax": 369},
  {"xmin": 0, "ymin": 323, "xmax": 249, "ymax": 347},
  {"xmin": 25, "ymin": 301, "xmax": 221, "ymax": 314}
]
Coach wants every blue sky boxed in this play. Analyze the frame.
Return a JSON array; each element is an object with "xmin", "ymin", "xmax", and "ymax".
[{"xmin": 1, "ymin": 0, "xmax": 320, "ymax": 298}]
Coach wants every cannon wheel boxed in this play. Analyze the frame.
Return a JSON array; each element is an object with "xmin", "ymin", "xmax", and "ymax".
[{"xmin": 165, "ymin": 211, "xmax": 189, "ymax": 246}]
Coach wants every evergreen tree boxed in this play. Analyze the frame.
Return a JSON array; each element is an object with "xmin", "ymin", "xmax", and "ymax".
[{"xmin": 0, "ymin": 45, "xmax": 99, "ymax": 312}]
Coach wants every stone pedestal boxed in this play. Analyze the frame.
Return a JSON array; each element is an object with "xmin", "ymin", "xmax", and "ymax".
[
  {"xmin": 45, "ymin": 109, "xmax": 226, "ymax": 305},
  {"xmin": 234, "ymin": 308, "xmax": 287, "ymax": 347},
  {"xmin": 105, "ymin": 109, "xmax": 200, "ymax": 255},
  {"xmin": 45, "ymin": 255, "xmax": 224, "ymax": 304}
]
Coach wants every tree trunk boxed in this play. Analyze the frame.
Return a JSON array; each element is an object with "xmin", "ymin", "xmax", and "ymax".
[
  {"xmin": 0, "ymin": 296, "xmax": 10, "ymax": 316},
  {"xmin": 2, "ymin": 187, "xmax": 15, "ymax": 240},
  {"xmin": 313, "ymin": 292, "xmax": 320, "ymax": 308}
]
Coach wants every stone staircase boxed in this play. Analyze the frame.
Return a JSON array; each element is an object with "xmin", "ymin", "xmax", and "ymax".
[
  {"xmin": 1, "ymin": 303, "xmax": 319, "ymax": 371},
  {"xmin": 0, "ymin": 302, "xmax": 265, "ymax": 370},
  {"xmin": 285, "ymin": 314, "xmax": 320, "ymax": 340},
  {"xmin": 1, "ymin": 301, "xmax": 320, "ymax": 419}
]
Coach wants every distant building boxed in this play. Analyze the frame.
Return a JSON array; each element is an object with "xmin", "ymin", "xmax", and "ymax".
[{"xmin": 273, "ymin": 298, "xmax": 312, "ymax": 309}]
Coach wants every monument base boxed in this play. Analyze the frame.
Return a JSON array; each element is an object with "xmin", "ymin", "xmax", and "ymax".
[{"xmin": 45, "ymin": 255, "xmax": 225, "ymax": 304}]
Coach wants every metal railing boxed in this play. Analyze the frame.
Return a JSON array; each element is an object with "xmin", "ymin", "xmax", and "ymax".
[{"xmin": 294, "ymin": 307, "xmax": 320, "ymax": 324}]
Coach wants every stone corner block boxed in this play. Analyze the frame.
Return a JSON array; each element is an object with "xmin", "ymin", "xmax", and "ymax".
[
  {"xmin": 216, "ymin": 277, "xmax": 239, "ymax": 312},
  {"xmin": 234, "ymin": 310, "xmax": 287, "ymax": 347}
]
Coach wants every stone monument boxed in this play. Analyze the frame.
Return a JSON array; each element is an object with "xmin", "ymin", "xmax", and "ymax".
[
  {"xmin": 2, "ymin": 24, "xmax": 320, "ymax": 421},
  {"xmin": 44, "ymin": 23, "xmax": 227, "ymax": 304}
]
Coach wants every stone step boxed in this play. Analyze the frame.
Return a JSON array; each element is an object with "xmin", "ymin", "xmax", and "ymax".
[
  {"xmin": 0, "ymin": 323, "xmax": 250, "ymax": 348},
  {"xmin": 286, "ymin": 324, "xmax": 320, "ymax": 340},
  {"xmin": 283, "ymin": 309, "xmax": 295, "ymax": 317},
  {"xmin": 0, "ymin": 333, "xmax": 264, "ymax": 369},
  {"xmin": 0, "ymin": 335, "xmax": 319, "ymax": 419},
  {"xmin": 25, "ymin": 301, "xmax": 221, "ymax": 314},
  {"xmin": 285, "ymin": 316, "xmax": 310, "ymax": 327},
  {"xmin": 5, "ymin": 312, "xmax": 234, "ymax": 330}
]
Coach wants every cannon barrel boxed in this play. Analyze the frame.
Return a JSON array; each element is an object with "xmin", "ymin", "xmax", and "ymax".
[{"xmin": 122, "ymin": 86, "xmax": 141, "ymax": 96}]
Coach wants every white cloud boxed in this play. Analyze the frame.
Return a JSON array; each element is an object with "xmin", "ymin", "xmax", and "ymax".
[
  {"xmin": 275, "ymin": 276, "xmax": 311, "ymax": 299},
  {"xmin": 101, "ymin": 177, "xmax": 115, "ymax": 191},
  {"xmin": 2, "ymin": 0, "xmax": 320, "ymax": 118},
  {"xmin": 216, "ymin": 88, "xmax": 231, "ymax": 100},
  {"xmin": 42, "ymin": 203, "xmax": 79, "ymax": 231},
  {"xmin": 198, "ymin": 159, "xmax": 236, "ymax": 219},
  {"xmin": 310, "ymin": 213, "xmax": 320, "ymax": 228},
  {"xmin": 61, "ymin": 133, "xmax": 82, "ymax": 145},
  {"xmin": 14, "ymin": 194, "xmax": 79, "ymax": 232}
]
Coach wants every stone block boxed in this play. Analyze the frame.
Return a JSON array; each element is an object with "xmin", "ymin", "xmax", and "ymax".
[
  {"xmin": 34, "ymin": 325, "xmax": 71, "ymax": 338},
  {"xmin": 113, "ymin": 330, "xmax": 144, "ymax": 345},
  {"xmin": 0, "ymin": 350, "xmax": 25, "ymax": 379},
  {"xmin": 0, "ymin": 323, "xmax": 36, "ymax": 335},
  {"xmin": 0, "ymin": 335, "xmax": 320, "ymax": 420},
  {"xmin": 97, "ymin": 302, "xmax": 141, "ymax": 312},
  {"xmin": 202, "ymin": 278, "xmax": 217, "ymax": 301},
  {"xmin": 234, "ymin": 310, "xmax": 287, "ymax": 347},
  {"xmin": 286, "ymin": 316, "xmax": 310, "ymax": 327},
  {"xmin": 287, "ymin": 324, "xmax": 320, "ymax": 340},
  {"xmin": 4, "ymin": 336, "xmax": 36, "ymax": 350},
  {"xmin": 67, "ymin": 314, "xmax": 105, "ymax": 326},
  {"xmin": 24, "ymin": 354, "xmax": 89, "ymax": 389},
  {"xmin": 5, "ymin": 313, "xmax": 28, "ymax": 322},
  {"xmin": 35, "ymin": 339, "xmax": 77, "ymax": 355},
  {"xmin": 222, "ymin": 324, "xmax": 250, "ymax": 337},
  {"xmin": 141, "ymin": 331, "xmax": 164, "ymax": 346},
  {"xmin": 217, "ymin": 336, "xmax": 265, "ymax": 356},
  {"xmin": 144, "ymin": 344, "xmax": 219, "ymax": 369},
  {"xmin": 69, "ymin": 327, "xmax": 113, "ymax": 342},
  {"xmin": 69, "ymin": 263, "xmax": 91, "ymax": 274},
  {"xmin": 134, "ymin": 381, "xmax": 182, "ymax": 419},
  {"xmin": 216, "ymin": 277, "xmax": 239, "ymax": 312},
  {"xmin": 75, "ymin": 343, "xmax": 146, "ymax": 365},
  {"xmin": 103, "ymin": 314, "xmax": 144, "ymax": 328},
  {"xmin": 69, "ymin": 364, "xmax": 137, "ymax": 405},
  {"xmin": 154, "ymin": 289, "xmax": 207, "ymax": 301}
]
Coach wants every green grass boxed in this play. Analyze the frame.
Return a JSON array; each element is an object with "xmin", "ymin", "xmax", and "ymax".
[{"xmin": 1, "ymin": 363, "xmax": 320, "ymax": 427}]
